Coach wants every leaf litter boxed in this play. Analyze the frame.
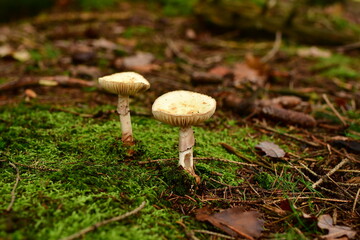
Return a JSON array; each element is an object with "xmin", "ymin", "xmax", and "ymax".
[
  {"xmin": 255, "ymin": 141, "xmax": 286, "ymax": 158},
  {"xmin": 317, "ymin": 214, "xmax": 356, "ymax": 240},
  {"xmin": 195, "ymin": 207, "xmax": 264, "ymax": 240}
]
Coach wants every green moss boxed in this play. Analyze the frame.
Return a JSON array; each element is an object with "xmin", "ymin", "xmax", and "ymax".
[
  {"xmin": 0, "ymin": 103, "xmax": 325, "ymax": 239},
  {"xmin": 321, "ymin": 66, "xmax": 359, "ymax": 79},
  {"xmin": 122, "ymin": 26, "xmax": 154, "ymax": 39}
]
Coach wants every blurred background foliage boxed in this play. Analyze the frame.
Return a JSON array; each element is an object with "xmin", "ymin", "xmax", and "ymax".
[{"xmin": 0, "ymin": 0, "xmax": 353, "ymax": 22}]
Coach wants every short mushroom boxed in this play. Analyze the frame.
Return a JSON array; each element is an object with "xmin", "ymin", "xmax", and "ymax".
[
  {"xmin": 99, "ymin": 72, "xmax": 150, "ymax": 145},
  {"xmin": 152, "ymin": 90, "xmax": 216, "ymax": 179}
]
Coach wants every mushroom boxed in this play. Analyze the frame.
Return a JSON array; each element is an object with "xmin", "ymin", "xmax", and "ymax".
[
  {"xmin": 99, "ymin": 72, "xmax": 150, "ymax": 145},
  {"xmin": 152, "ymin": 90, "xmax": 216, "ymax": 179}
]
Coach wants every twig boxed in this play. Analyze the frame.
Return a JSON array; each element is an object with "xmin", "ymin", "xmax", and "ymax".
[
  {"xmin": 352, "ymin": 188, "xmax": 360, "ymax": 214},
  {"xmin": 138, "ymin": 158, "xmax": 177, "ymax": 164},
  {"xmin": 209, "ymin": 178, "xmax": 233, "ymax": 188},
  {"xmin": 337, "ymin": 41, "xmax": 360, "ymax": 52},
  {"xmin": 322, "ymin": 94, "xmax": 347, "ymax": 126},
  {"xmin": 220, "ymin": 143, "xmax": 273, "ymax": 170},
  {"xmin": 193, "ymin": 229, "xmax": 235, "ymax": 239},
  {"xmin": 60, "ymin": 201, "xmax": 146, "ymax": 240},
  {"xmin": 167, "ymin": 39, "xmax": 207, "ymax": 67},
  {"xmin": 13, "ymin": 162, "xmax": 60, "ymax": 172},
  {"xmin": 6, "ymin": 162, "xmax": 20, "ymax": 212},
  {"xmin": 312, "ymin": 158, "xmax": 349, "ymax": 189},
  {"xmin": 261, "ymin": 31, "xmax": 282, "ymax": 63},
  {"xmin": 138, "ymin": 157, "xmax": 258, "ymax": 167},
  {"xmin": 255, "ymin": 124, "xmax": 320, "ymax": 147},
  {"xmin": 177, "ymin": 221, "xmax": 200, "ymax": 240},
  {"xmin": 0, "ymin": 76, "xmax": 96, "ymax": 92},
  {"xmin": 327, "ymin": 176, "xmax": 354, "ymax": 199}
]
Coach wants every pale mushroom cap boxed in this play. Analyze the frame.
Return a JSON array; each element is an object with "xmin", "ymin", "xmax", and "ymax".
[
  {"xmin": 152, "ymin": 90, "xmax": 216, "ymax": 127},
  {"xmin": 98, "ymin": 72, "xmax": 150, "ymax": 95}
]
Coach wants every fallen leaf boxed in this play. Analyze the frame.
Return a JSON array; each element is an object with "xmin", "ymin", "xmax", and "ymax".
[
  {"xmin": 317, "ymin": 214, "xmax": 356, "ymax": 240},
  {"xmin": 13, "ymin": 50, "xmax": 31, "ymax": 62},
  {"xmin": 122, "ymin": 52, "xmax": 155, "ymax": 72},
  {"xmin": 195, "ymin": 207, "xmax": 264, "ymax": 240},
  {"xmin": 233, "ymin": 62, "xmax": 266, "ymax": 89},
  {"xmin": 92, "ymin": 38, "xmax": 117, "ymax": 50},
  {"xmin": 70, "ymin": 65, "xmax": 102, "ymax": 79},
  {"xmin": 255, "ymin": 141, "xmax": 285, "ymax": 158},
  {"xmin": 209, "ymin": 65, "xmax": 232, "ymax": 77},
  {"xmin": 297, "ymin": 46, "xmax": 332, "ymax": 58},
  {"xmin": 0, "ymin": 44, "xmax": 13, "ymax": 57}
]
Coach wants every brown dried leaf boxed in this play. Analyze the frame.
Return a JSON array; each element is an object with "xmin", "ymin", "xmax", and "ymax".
[
  {"xmin": 195, "ymin": 207, "xmax": 264, "ymax": 240},
  {"xmin": 233, "ymin": 63, "xmax": 266, "ymax": 89},
  {"xmin": 261, "ymin": 106, "xmax": 316, "ymax": 127},
  {"xmin": 255, "ymin": 141, "xmax": 285, "ymax": 158},
  {"xmin": 122, "ymin": 52, "xmax": 155, "ymax": 73},
  {"xmin": 91, "ymin": 38, "xmax": 117, "ymax": 50},
  {"xmin": 209, "ymin": 65, "xmax": 232, "ymax": 77},
  {"xmin": 317, "ymin": 214, "xmax": 356, "ymax": 240},
  {"xmin": 0, "ymin": 44, "xmax": 13, "ymax": 57}
]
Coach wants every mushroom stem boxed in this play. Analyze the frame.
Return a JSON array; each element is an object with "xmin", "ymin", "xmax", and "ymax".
[
  {"xmin": 117, "ymin": 95, "xmax": 134, "ymax": 145},
  {"xmin": 179, "ymin": 127, "xmax": 195, "ymax": 175}
]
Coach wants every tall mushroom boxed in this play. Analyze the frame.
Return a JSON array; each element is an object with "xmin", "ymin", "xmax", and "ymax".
[
  {"xmin": 152, "ymin": 90, "xmax": 216, "ymax": 179},
  {"xmin": 99, "ymin": 72, "xmax": 150, "ymax": 145}
]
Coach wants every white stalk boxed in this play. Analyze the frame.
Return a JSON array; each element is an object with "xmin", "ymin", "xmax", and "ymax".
[
  {"xmin": 179, "ymin": 127, "xmax": 195, "ymax": 175},
  {"xmin": 117, "ymin": 95, "xmax": 134, "ymax": 145}
]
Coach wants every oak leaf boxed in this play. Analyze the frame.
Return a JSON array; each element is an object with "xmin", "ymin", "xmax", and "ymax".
[
  {"xmin": 195, "ymin": 207, "xmax": 264, "ymax": 240},
  {"xmin": 255, "ymin": 141, "xmax": 285, "ymax": 158},
  {"xmin": 317, "ymin": 214, "xmax": 356, "ymax": 240}
]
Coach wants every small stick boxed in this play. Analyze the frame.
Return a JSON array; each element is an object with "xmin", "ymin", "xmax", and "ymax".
[
  {"xmin": 177, "ymin": 221, "xmax": 200, "ymax": 240},
  {"xmin": 352, "ymin": 188, "xmax": 360, "ymax": 214},
  {"xmin": 6, "ymin": 162, "xmax": 20, "ymax": 212},
  {"xmin": 327, "ymin": 176, "xmax": 354, "ymax": 199},
  {"xmin": 322, "ymin": 94, "xmax": 347, "ymax": 126},
  {"xmin": 220, "ymin": 143, "xmax": 272, "ymax": 170},
  {"xmin": 138, "ymin": 157, "xmax": 258, "ymax": 167},
  {"xmin": 261, "ymin": 31, "xmax": 282, "ymax": 63},
  {"xmin": 60, "ymin": 201, "xmax": 146, "ymax": 240},
  {"xmin": 312, "ymin": 158, "xmax": 349, "ymax": 189},
  {"xmin": 255, "ymin": 124, "xmax": 320, "ymax": 147},
  {"xmin": 13, "ymin": 162, "xmax": 60, "ymax": 172},
  {"xmin": 193, "ymin": 229, "xmax": 235, "ymax": 239}
]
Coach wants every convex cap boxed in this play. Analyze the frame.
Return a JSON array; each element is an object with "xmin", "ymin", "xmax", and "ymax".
[
  {"xmin": 152, "ymin": 90, "xmax": 216, "ymax": 127},
  {"xmin": 99, "ymin": 72, "xmax": 150, "ymax": 95}
]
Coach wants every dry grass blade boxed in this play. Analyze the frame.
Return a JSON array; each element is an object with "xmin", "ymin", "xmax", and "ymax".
[
  {"xmin": 6, "ymin": 162, "xmax": 20, "ymax": 212},
  {"xmin": 322, "ymin": 94, "xmax": 347, "ymax": 126},
  {"xmin": 60, "ymin": 201, "xmax": 146, "ymax": 240}
]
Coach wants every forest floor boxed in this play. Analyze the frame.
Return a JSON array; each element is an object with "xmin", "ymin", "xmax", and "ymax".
[{"xmin": 0, "ymin": 2, "xmax": 359, "ymax": 240}]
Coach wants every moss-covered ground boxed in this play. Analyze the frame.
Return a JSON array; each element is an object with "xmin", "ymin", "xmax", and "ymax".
[
  {"xmin": 0, "ymin": 102, "xmax": 331, "ymax": 239},
  {"xmin": 0, "ymin": 103, "xmax": 263, "ymax": 239},
  {"xmin": 1, "ymin": 1, "xmax": 360, "ymax": 239}
]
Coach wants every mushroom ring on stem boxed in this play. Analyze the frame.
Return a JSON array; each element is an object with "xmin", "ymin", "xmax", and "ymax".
[
  {"xmin": 99, "ymin": 72, "xmax": 150, "ymax": 145},
  {"xmin": 152, "ymin": 90, "xmax": 216, "ymax": 180}
]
